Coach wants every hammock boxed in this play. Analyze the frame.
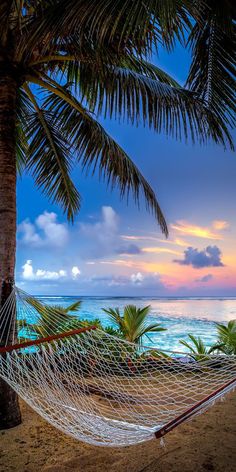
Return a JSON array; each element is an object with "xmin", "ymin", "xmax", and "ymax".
[{"xmin": 0, "ymin": 287, "xmax": 235, "ymax": 447}]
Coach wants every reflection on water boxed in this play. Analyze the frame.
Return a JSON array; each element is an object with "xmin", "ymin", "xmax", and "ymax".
[{"xmin": 35, "ymin": 296, "xmax": 236, "ymax": 353}]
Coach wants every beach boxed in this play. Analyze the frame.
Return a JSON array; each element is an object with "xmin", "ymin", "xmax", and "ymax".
[{"xmin": 0, "ymin": 393, "xmax": 235, "ymax": 472}]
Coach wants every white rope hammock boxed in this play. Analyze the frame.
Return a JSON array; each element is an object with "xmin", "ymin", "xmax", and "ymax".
[{"xmin": 0, "ymin": 287, "xmax": 235, "ymax": 447}]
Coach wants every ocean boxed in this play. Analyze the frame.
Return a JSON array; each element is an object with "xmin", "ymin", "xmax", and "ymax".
[{"xmin": 37, "ymin": 296, "xmax": 236, "ymax": 353}]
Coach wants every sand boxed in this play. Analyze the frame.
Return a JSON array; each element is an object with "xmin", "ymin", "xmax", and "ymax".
[{"xmin": 0, "ymin": 393, "xmax": 235, "ymax": 472}]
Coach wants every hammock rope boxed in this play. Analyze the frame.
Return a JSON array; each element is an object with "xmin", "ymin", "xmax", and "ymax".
[{"xmin": 0, "ymin": 287, "xmax": 235, "ymax": 447}]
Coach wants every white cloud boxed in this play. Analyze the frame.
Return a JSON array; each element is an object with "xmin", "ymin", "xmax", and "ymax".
[
  {"xmin": 87, "ymin": 271, "xmax": 165, "ymax": 291},
  {"xmin": 79, "ymin": 206, "xmax": 118, "ymax": 258},
  {"xmin": 18, "ymin": 222, "xmax": 42, "ymax": 246},
  {"xmin": 130, "ymin": 272, "xmax": 144, "ymax": 284},
  {"xmin": 80, "ymin": 206, "xmax": 118, "ymax": 240},
  {"xmin": 22, "ymin": 260, "xmax": 34, "ymax": 279},
  {"xmin": 79, "ymin": 206, "xmax": 141, "ymax": 259},
  {"xmin": 35, "ymin": 269, "xmax": 67, "ymax": 280},
  {"xmin": 22, "ymin": 260, "xmax": 67, "ymax": 281},
  {"xmin": 18, "ymin": 211, "xmax": 68, "ymax": 248},
  {"xmin": 71, "ymin": 266, "xmax": 81, "ymax": 278}
]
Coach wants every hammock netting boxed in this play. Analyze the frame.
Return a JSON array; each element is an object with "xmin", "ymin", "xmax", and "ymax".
[{"xmin": 0, "ymin": 288, "xmax": 235, "ymax": 447}]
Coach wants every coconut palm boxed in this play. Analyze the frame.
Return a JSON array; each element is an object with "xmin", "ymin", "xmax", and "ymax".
[
  {"xmin": 179, "ymin": 334, "xmax": 218, "ymax": 361},
  {"xmin": 22, "ymin": 297, "xmax": 82, "ymax": 338},
  {"xmin": 0, "ymin": 1, "xmax": 235, "ymax": 428},
  {"xmin": 214, "ymin": 320, "xmax": 236, "ymax": 355},
  {"xmin": 20, "ymin": 298, "xmax": 120, "ymax": 339},
  {"xmin": 102, "ymin": 305, "xmax": 166, "ymax": 345}
]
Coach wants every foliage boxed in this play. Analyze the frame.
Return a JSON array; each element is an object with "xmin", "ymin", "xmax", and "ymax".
[
  {"xmin": 214, "ymin": 320, "xmax": 236, "ymax": 355},
  {"xmin": 186, "ymin": 0, "xmax": 236, "ymax": 128},
  {"xmin": 23, "ymin": 297, "xmax": 82, "ymax": 338},
  {"xmin": 179, "ymin": 334, "xmax": 218, "ymax": 361},
  {"xmin": 18, "ymin": 298, "xmax": 121, "ymax": 343},
  {"xmin": 180, "ymin": 319, "xmax": 236, "ymax": 360},
  {"xmin": 103, "ymin": 305, "xmax": 166, "ymax": 345},
  {"xmin": 1, "ymin": 2, "xmax": 235, "ymax": 236}
]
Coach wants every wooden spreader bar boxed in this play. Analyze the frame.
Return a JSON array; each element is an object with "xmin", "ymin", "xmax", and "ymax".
[
  {"xmin": 0, "ymin": 325, "xmax": 97, "ymax": 354},
  {"xmin": 155, "ymin": 376, "xmax": 236, "ymax": 439}
]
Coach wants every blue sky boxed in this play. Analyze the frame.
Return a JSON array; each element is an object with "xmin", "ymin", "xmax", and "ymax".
[{"xmin": 16, "ymin": 43, "xmax": 236, "ymax": 296}]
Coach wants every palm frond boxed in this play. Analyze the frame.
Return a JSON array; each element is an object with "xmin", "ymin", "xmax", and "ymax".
[
  {"xmin": 216, "ymin": 320, "xmax": 236, "ymax": 354},
  {"xmin": 103, "ymin": 304, "xmax": 165, "ymax": 344},
  {"xmin": 82, "ymin": 65, "xmax": 234, "ymax": 147},
  {"xmin": 186, "ymin": 1, "xmax": 236, "ymax": 127},
  {"xmin": 179, "ymin": 334, "xmax": 218, "ymax": 361},
  {"xmin": 20, "ymin": 0, "xmax": 190, "ymax": 59},
  {"xmin": 103, "ymin": 308, "xmax": 125, "ymax": 330},
  {"xmin": 22, "ymin": 84, "xmax": 81, "ymax": 222},
  {"xmin": 0, "ymin": 1, "xmax": 15, "ymax": 42},
  {"xmin": 34, "ymin": 58, "xmax": 234, "ymax": 148},
  {"xmin": 37, "ymin": 85, "xmax": 168, "ymax": 235},
  {"xmin": 16, "ymin": 88, "xmax": 33, "ymax": 175},
  {"xmin": 63, "ymin": 300, "xmax": 82, "ymax": 313},
  {"xmin": 179, "ymin": 338, "xmax": 197, "ymax": 355}
]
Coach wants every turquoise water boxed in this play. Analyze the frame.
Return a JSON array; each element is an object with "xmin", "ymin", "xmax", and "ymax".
[{"xmin": 36, "ymin": 296, "xmax": 236, "ymax": 353}]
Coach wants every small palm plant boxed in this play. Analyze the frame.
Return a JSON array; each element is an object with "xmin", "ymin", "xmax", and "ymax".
[
  {"xmin": 102, "ymin": 305, "xmax": 166, "ymax": 345},
  {"xmin": 214, "ymin": 320, "xmax": 236, "ymax": 355},
  {"xmin": 179, "ymin": 334, "xmax": 217, "ymax": 361},
  {"xmin": 23, "ymin": 297, "xmax": 82, "ymax": 338}
]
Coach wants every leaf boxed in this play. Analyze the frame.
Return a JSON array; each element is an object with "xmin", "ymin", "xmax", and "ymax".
[
  {"xmin": 41, "ymin": 86, "xmax": 168, "ymax": 235},
  {"xmin": 186, "ymin": 1, "xmax": 236, "ymax": 128},
  {"xmin": 23, "ymin": 86, "xmax": 81, "ymax": 222},
  {"xmin": 38, "ymin": 59, "xmax": 233, "ymax": 147},
  {"xmin": 21, "ymin": 0, "xmax": 191, "ymax": 59}
]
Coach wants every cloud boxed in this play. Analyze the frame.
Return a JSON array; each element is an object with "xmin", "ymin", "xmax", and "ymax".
[
  {"xmin": 87, "ymin": 271, "xmax": 165, "ymax": 291},
  {"xmin": 122, "ymin": 235, "xmax": 189, "ymax": 248},
  {"xmin": 142, "ymin": 247, "xmax": 181, "ymax": 255},
  {"xmin": 22, "ymin": 260, "xmax": 67, "ymax": 281},
  {"xmin": 121, "ymin": 235, "xmax": 158, "ymax": 242},
  {"xmin": 22, "ymin": 260, "xmax": 34, "ymax": 279},
  {"xmin": 130, "ymin": 272, "xmax": 144, "ymax": 284},
  {"xmin": 195, "ymin": 274, "xmax": 213, "ymax": 283},
  {"xmin": 174, "ymin": 238, "xmax": 190, "ymax": 247},
  {"xmin": 99, "ymin": 259, "xmax": 137, "ymax": 268},
  {"xmin": 174, "ymin": 246, "xmax": 224, "ymax": 269},
  {"xmin": 171, "ymin": 221, "xmax": 222, "ymax": 240},
  {"xmin": 22, "ymin": 260, "xmax": 81, "ymax": 282},
  {"xmin": 35, "ymin": 269, "xmax": 67, "ymax": 280},
  {"xmin": 79, "ymin": 206, "xmax": 118, "ymax": 259},
  {"xmin": 212, "ymin": 220, "xmax": 229, "ymax": 231},
  {"xmin": 18, "ymin": 212, "xmax": 68, "ymax": 248},
  {"xmin": 116, "ymin": 244, "xmax": 141, "ymax": 255},
  {"xmin": 80, "ymin": 206, "xmax": 142, "ymax": 259},
  {"xmin": 71, "ymin": 266, "xmax": 81, "ymax": 278}
]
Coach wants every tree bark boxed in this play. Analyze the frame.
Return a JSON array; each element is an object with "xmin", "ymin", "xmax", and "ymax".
[{"xmin": 0, "ymin": 72, "xmax": 21, "ymax": 429}]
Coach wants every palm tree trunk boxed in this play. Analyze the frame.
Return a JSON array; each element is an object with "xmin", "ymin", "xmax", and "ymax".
[{"xmin": 0, "ymin": 72, "xmax": 21, "ymax": 429}]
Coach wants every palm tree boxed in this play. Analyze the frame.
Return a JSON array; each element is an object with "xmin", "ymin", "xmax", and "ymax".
[
  {"xmin": 0, "ymin": 1, "xmax": 235, "ymax": 429},
  {"xmin": 179, "ymin": 334, "xmax": 217, "ymax": 361},
  {"xmin": 22, "ymin": 297, "xmax": 82, "ymax": 338},
  {"xmin": 214, "ymin": 320, "xmax": 236, "ymax": 355},
  {"xmin": 20, "ymin": 298, "xmax": 120, "ymax": 339},
  {"xmin": 103, "ymin": 305, "xmax": 166, "ymax": 345}
]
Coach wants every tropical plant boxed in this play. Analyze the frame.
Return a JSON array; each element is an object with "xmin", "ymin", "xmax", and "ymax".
[
  {"xmin": 102, "ymin": 305, "xmax": 166, "ymax": 345},
  {"xmin": 0, "ymin": 1, "xmax": 235, "ymax": 429},
  {"xmin": 22, "ymin": 297, "xmax": 82, "ymax": 338},
  {"xmin": 214, "ymin": 320, "xmax": 236, "ymax": 355},
  {"xmin": 179, "ymin": 334, "xmax": 218, "ymax": 361},
  {"xmin": 18, "ymin": 299, "xmax": 120, "ymax": 342}
]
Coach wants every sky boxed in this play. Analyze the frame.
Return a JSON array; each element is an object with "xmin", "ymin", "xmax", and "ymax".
[{"xmin": 16, "ymin": 43, "xmax": 236, "ymax": 296}]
